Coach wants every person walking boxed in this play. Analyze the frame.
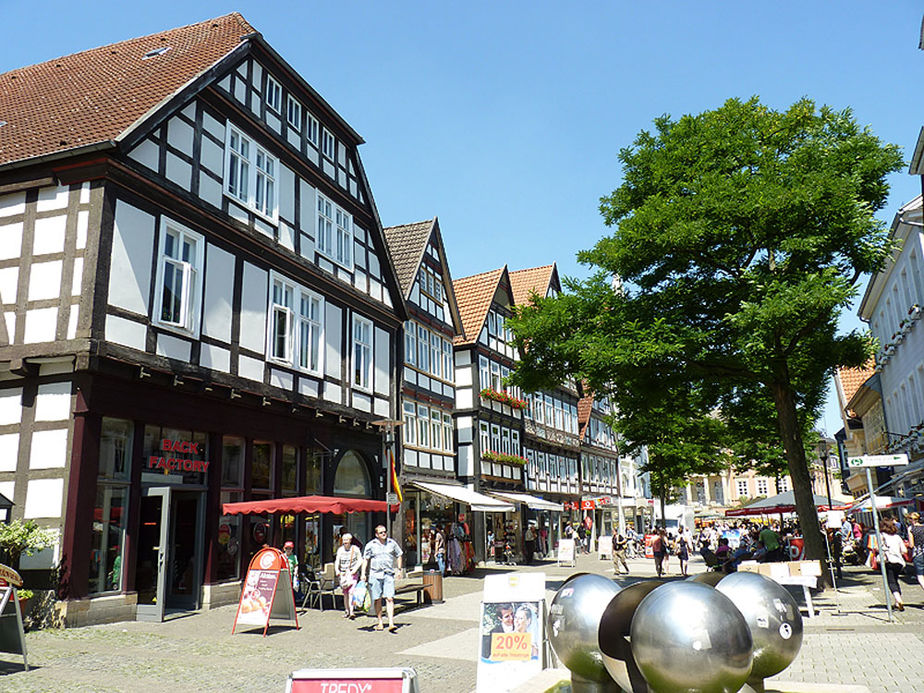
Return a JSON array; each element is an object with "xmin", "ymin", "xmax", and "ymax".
[
  {"xmin": 612, "ymin": 533, "xmax": 630, "ymax": 575},
  {"xmin": 362, "ymin": 525, "xmax": 403, "ymax": 631},
  {"xmin": 334, "ymin": 533, "xmax": 362, "ymax": 619},
  {"xmin": 758, "ymin": 523, "xmax": 783, "ymax": 562},
  {"xmin": 677, "ymin": 527, "xmax": 691, "ymax": 577},
  {"xmin": 880, "ymin": 519, "xmax": 907, "ymax": 611},
  {"xmin": 907, "ymin": 512, "xmax": 924, "ymax": 593},
  {"xmin": 652, "ymin": 528, "xmax": 667, "ymax": 578},
  {"xmin": 434, "ymin": 524, "xmax": 446, "ymax": 576},
  {"xmin": 523, "ymin": 523, "xmax": 537, "ymax": 565}
]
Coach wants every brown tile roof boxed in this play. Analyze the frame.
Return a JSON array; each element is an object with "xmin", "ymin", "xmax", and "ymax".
[
  {"xmin": 452, "ymin": 267, "xmax": 507, "ymax": 345},
  {"xmin": 508, "ymin": 264, "xmax": 557, "ymax": 306},
  {"xmin": 383, "ymin": 219, "xmax": 434, "ymax": 297},
  {"xmin": 835, "ymin": 359, "xmax": 876, "ymax": 418},
  {"xmin": 0, "ymin": 13, "xmax": 255, "ymax": 168}
]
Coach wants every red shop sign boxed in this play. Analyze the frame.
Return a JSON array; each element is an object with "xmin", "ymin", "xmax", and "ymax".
[
  {"xmin": 287, "ymin": 668, "xmax": 418, "ymax": 693},
  {"xmin": 581, "ymin": 500, "xmax": 596, "ymax": 510}
]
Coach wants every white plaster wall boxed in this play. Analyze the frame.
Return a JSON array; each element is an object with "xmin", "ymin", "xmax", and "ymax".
[
  {"xmin": 23, "ymin": 307, "xmax": 57, "ymax": 343},
  {"xmin": 0, "ymin": 267, "xmax": 18, "ymax": 305},
  {"xmin": 24, "ymin": 478, "xmax": 63, "ymax": 518},
  {"xmin": 105, "ymin": 314, "xmax": 147, "ymax": 351},
  {"xmin": 34, "ymin": 381, "xmax": 71, "ymax": 421},
  {"xmin": 373, "ymin": 326, "xmax": 389, "ymax": 397},
  {"xmin": 71, "ymin": 257, "xmax": 84, "ymax": 296},
  {"xmin": 373, "ymin": 396, "xmax": 389, "ymax": 417},
  {"xmin": 29, "ymin": 428, "xmax": 69, "ymax": 469},
  {"xmin": 33, "ymin": 215, "xmax": 67, "ymax": 255},
  {"xmin": 128, "ymin": 139, "xmax": 159, "ymax": 171},
  {"xmin": 167, "ymin": 116, "xmax": 195, "ymax": 153},
  {"xmin": 28, "ymin": 260, "xmax": 63, "ymax": 301},
  {"xmin": 0, "ymin": 192, "xmax": 26, "ymax": 218},
  {"xmin": 156, "ymin": 334, "xmax": 192, "ymax": 362},
  {"xmin": 0, "ymin": 389, "xmax": 22, "ymax": 425},
  {"xmin": 323, "ymin": 382, "xmax": 341, "ymax": 403},
  {"xmin": 0, "ymin": 433, "xmax": 18, "ymax": 472},
  {"xmin": 165, "ymin": 152, "xmax": 192, "ymax": 191},
  {"xmin": 36, "ymin": 186, "xmax": 69, "ymax": 212},
  {"xmin": 0, "ymin": 221, "xmax": 23, "ymax": 260},
  {"xmin": 239, "ymin": 262, "xmax": 267, "ymax": 354},
  {"xmin": 299, "ymin": 181, "xmax": 316, "ymax": 239},
  {"xmin": 279, "ymin": 164, "xmax": 295, "ymax": 222},
  {"xmin": 200, "ymin": 136, "xmax": 224, "ymax": 175},
  {"xmin": 238, "ymin": 355, "xmax": 264, "ymax": 382},
  {"xmin": 202, "ymin": 244, "xmax": 235, "ymax": 343},
  {"xmin": 200, "ymin": 344, "xmax": 231, "ymax": 373},
  {"xmin": 109, "ymin": 201, "xmax": 155, "ymax": 316}
]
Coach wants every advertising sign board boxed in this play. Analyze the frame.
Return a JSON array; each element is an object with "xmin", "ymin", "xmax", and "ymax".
[
  {"xmin": 232, "ymin": 547, "xmax": 298, "ymax": 636},
  {"xmin": 0, "ymin": 564, "xmax": 27, "ymax": 671},
  {"xmin": 556, "ymin": 538, "xmax": 575, "ymax": 567},
  {"xmin": 287, "ymin": 668, "xmax": 419, "ymax": 693}
]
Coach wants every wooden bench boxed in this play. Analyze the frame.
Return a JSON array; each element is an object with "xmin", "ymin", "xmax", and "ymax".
[{"xmin": 393, "ymin": 581, "xmax": 429, "ymax": 609}]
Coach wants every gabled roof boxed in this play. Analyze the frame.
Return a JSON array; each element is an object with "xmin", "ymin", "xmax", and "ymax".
[
  {"xmin": 577, "ymin": 395, "xmax": 594, "ymax": 443},
  {"xmin": 383, "ymin": 217, "xmax": 462, "ymax": 334},
  {"xmin": 508, "ymin": 264, "xmax": 559, "ymax": 306},
  {"xmin": 835, "ymin": 360, "xmax": 875, "ymax": 419},
  {"xmin": 452, "ymin": 267, "xmax": 511, "ymax": 345},
  {"xmin": 0, "ymin": 13, "xmax": 256, "ymax": 169}
]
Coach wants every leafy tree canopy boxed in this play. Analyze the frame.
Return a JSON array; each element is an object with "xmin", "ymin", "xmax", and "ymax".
[{"xmin": 510, "ymin": 97, "xmax": 903, "ymax": 561}]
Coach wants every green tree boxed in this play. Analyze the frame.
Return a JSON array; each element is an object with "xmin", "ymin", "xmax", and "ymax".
[{"xmin": 510, "ymin": 97, "xmax": 902, "ymax": 564}]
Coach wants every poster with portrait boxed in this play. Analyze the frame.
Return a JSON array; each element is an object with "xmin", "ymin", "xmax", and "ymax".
[{"xmin": 475, "ymin": 573, "xmax": 545, "ymax": 692}]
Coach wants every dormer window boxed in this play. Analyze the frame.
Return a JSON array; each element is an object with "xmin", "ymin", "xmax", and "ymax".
[{"xmin": 265, "ymin": 76, "xmax": 281, "ymax": 112}]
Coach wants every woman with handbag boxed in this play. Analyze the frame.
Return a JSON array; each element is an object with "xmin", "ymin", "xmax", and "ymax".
[
  {"xmin": 880, "ymin": 519, "xmax": 907, "ymax": 611},
  {"xmin": 335, "ymin": 533, "xmax": 363, "ymax": 619}
]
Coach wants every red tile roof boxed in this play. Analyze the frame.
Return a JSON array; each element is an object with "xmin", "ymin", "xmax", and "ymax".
[
  {"xmin": 452, "ymin": 267, "xmax": 507, "ymax": 345},
  {"xmin": 835, "ymin": 360, "xmax": 875, "ymax": 418},
  {"xmin": 0, "ymin": 13, "xmax": 255, "ymax": 168},
  {"xmin": 508, "ymin": 264, "xmax": 557, "ymax": 306}
]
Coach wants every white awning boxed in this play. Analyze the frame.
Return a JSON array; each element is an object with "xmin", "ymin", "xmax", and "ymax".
[
  {"xmin": 488, "ymin": 491, "xmax": 563, "ymax": 512},
  {"xmin": 408, "ymin": 481, "xmax": 515, "ymax": 512}
]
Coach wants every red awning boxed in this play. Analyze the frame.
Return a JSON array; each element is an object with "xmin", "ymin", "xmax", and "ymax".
[{"xmin": 221, "ymin": 495, "xmax": 398, "ymax": 516}]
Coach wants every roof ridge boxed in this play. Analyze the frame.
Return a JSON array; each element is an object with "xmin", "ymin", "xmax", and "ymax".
[
  {"xmin": 455, "ymin": 267, "xmax": 505, "ymax": 282},
  {"xmin": 383, "ymin": 219, "xmax": 434, "ymax": 231},
  {"xmin": 0, "ymin": 13, "xmax": 251, "ymax": 78}
]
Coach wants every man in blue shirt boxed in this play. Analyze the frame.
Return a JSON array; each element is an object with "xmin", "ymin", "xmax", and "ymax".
[{"xmin": 362, "ymin": 525, "xmax": 403, "ymax": 631}]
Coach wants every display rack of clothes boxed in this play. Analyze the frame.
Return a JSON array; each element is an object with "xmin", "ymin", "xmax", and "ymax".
[{"xmin": 447, "ymin": 519, "xmax": 475, "ymax": 574}]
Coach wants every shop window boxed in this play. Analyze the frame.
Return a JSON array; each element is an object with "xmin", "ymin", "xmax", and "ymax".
[
  {"xmin": 89, "ymin": 416, "xmax": 133, "ymax": 595},
  {"xmin": 305, "ymin": 450, "xmax": 322, "ymax": 493},
  {"xmin": 303, "ymin": 514, "xmax": 320, "ymax": 569},
  {"xmin": 216, "ymin": 490, "xmax": 243, "ymax": 581},
  {"xmin": 252, "ymin": 441, "xmax": 274, "ymax": 490},
  {"xmin": 333, "ymin": 451, "xmax": 370, "ymax": 497},
  {"xmin": 222, "ymin": 436, "xmax": 244, "ymax": 487},
  {"xmin": 143, "ymin": 425, "xmax": 208, "ymax": 485},
  {"xmin": 281, "ymin": 444, "xmax": 298, "ymax": 495}
]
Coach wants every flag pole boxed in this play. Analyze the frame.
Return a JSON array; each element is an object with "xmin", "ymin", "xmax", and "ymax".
[{"xmin": 372, "ymin": 419, "xmax": 403, "ymax": 535}]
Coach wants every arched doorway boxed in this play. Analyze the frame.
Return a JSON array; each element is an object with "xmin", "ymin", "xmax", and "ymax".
[{"xmin": 331, "ymin": 451, "xmax": 373, "ymax": 552}]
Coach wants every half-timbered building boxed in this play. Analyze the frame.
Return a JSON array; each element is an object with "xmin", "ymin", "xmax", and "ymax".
[
  {"xmin": 577, "ymin": 393, "xmax": 621, "ymax": 543},
  {"xmin": 0, "ymin": 14, "xmax": 405, "ymax": 625}
]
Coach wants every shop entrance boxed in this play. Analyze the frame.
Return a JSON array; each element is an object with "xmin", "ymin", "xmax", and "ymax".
[{"xmin": 135, "ymin": 486, "xmax": 205, "ymax": 621}]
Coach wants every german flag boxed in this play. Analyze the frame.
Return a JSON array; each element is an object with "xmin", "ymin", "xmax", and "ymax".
[{"xmin": 389, "ymin": 449, "xmax": 403, "ymax": 502}]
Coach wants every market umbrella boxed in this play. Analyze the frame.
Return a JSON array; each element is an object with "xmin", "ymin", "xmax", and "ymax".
[
  {"xmin": 725, "ymin": 490, "xmax": 835, "ymax": 517},
  {"xmin": 844, "ymin": 495, "xmax": 914, "ymax": 513},
  {"xmin": 222, "ymin": 495, "xmax": 399, "ymax": 516}
]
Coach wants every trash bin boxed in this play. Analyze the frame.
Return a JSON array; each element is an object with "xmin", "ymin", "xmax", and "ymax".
[{"xmin": 422, "ymin": 569, "xmax": 443, "ymax": 603}]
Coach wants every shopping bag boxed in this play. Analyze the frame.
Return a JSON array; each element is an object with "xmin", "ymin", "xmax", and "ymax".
[{"xmin": 352, "ymin": 580, "xmax": 369, "ymax": 612}]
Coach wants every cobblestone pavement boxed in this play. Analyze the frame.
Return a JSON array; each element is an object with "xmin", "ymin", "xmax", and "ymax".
[{"xmin": 0, "ymin": 549, "xmax": 921, "ymax": 692}]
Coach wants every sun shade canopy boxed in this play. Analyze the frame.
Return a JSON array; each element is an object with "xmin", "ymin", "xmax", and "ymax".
[
  {"xmin": 222, "ymin": 495, "xmax": 398, "ymax": 516},
  {"xmin": 407, "ymin": 481, "xmax": 515, "ymax": 512},
  {"xmin": 725, "ymin": 491, "xmax": 836, "ymax": 517},
  {"xmin": 488, "ymin": 491, "xmax": 562, "ymax": 512}
]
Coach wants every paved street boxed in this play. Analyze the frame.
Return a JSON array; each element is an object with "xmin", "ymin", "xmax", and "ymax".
[{"xmin": 0, "ymin": 550, "xmax": 922, "ymax": 692}]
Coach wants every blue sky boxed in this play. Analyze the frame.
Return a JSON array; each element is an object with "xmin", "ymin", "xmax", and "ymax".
[{"xmin": 2, "ymin": 1, "xmax": 921, "ymax": 433}]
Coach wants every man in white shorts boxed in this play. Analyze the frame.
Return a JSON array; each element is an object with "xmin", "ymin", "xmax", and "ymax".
[{"xmin": 362, "ymin": 524, "xmax": 403, "ymax": 631}]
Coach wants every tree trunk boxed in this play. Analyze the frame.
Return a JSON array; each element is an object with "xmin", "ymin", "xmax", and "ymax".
[
  {"xmin": 659, "ymin": 492, "xmax": 667, "ymax": 530},
  {"xmin": 769, "ymin": 379, "xmax": 828, "ymax": 577}
]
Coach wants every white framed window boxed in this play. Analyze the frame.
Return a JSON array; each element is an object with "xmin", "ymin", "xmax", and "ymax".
[
  {"xmin": 417, "ymin": 325, "xmax": 430, "ymax": 373},
  {"xmin": 479, "ymin": 356, "xmax": 490, "ymax": 389},
  {"xmin": 306, "ymin": 113, "xmax": 319, "ymax": 146},
  {"xmin": 442, "ymin": 339, "xmax": 453, "ymax": 383},
  {"xmin": 154, "ymin": 219, "xmax": 204, "ymax": 335},
  {"xmin": 757, "ymin": 478, "xmax": 768, "ymax": 496},
  {"xmin": 490, "ymin": 362, "xmax": 501, "ymax": 391},
  {"xmin": 297, "ymin": 290, "xmax": 323, "ymax": 373},
  {"xmin": 431, "ymin": 410, "xmax": 441, "ymax": 451},
  {"xmin": 286, "ymin": 95, "xmax": 302, "ymax": 130},
  {"xmin": 442, "ymin": 413, "xmax": 452, "ymax": 452},
  {"xmin": 417, "ymin": 404, "xmax": 430, "ymax": 448},
  {"xmin": 736, "ymin": 479, "xmax": 748, "ymax": 497},
  {"xmin": 269, "ymin": 275, "xmax": 295, "ymax": 363},
  {"xmin": 534, "ymin": 395, "xmax": 544, "ymax": 424},
  {"xmin": 430, "ymin": 333, "xmax": 441, "ymax": 378},
  {"xmin": 479, "ymin": 422, "xmax": 490, "ymax": 453},
  {"xmin": 316, "ymin": 193, "xmax": 353, "ymax": 269},
  {"xmin": 403, "ymin": 401, "xmax": 417, "ymax": 446},
  {"xmin": 511, "ymin": 430, "xmax": 520, "ymax": 456},
  {"xmin": 322, "ymin": 128, "xmax": 335, "ymax": 159},
  {"xmin": 778, "ymin": 477, "xmax": 789, "ymax": 493},
  {"xmin": 225, "ymin": 125, "xmax": 278, "ymax": 222},
  {"xmin": 501, "ymin": 428, "xmax": 511, "ymax": 455},
  {"xmin": 265, "ymin": 76, "xmax": 281, "ymax": 112},
  {"xmin": 501, "ymin": 366, "xmax": 510, "ymax": 393},
  {"xmin": 490, "ymin": 424, "xmax": 501, "ymax": 453},
  {"xmin": 405, "ymin": 321, "xmax": 417, "ymax": 367},
  {"xmin": 352, "ymin": 315, "xmax": 373, "ymax": 391}
]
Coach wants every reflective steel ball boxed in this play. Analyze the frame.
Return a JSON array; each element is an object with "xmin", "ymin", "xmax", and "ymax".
[
  {"xmin": 598, "ymin": 581, "xmax": 663, "ymax": 692},
  {"xmin": 716, "ymin": 571, "xmax": 803, "ymax": 681},
  {"xmin": 687, "ymin": 570, "xmax": 726, "ymax": 587},
  {"xmin": 631, "ymin": 581, "xmax": 753, "ymax": 693},
  {"xmin": 547, "ymin": 573, "xmax": 621, "ymax": 682}
]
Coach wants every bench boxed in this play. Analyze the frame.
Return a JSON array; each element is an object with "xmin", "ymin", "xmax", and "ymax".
[{"xmin": 394, "ymin": 582, "xmax": 429, "ymax": 609}]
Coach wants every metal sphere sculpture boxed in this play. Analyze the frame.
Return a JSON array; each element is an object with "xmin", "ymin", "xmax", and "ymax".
[
  {"xmin": 597, "ymin": 581, "xmax": 663, "ymax": 692},
  {"xmin": 687, "ymin": 570, "xmax": 726, "ymax": 587},
  {"xmin": 547, "ymin": 573, "xmax": 621, "ymax": 684},
  {"xmin": 716, "ymin": 571, "xmax": 803, "ymax": 682},
  {"xmin": 630, "ymin": 581, "xmax": 753, "ymax": 693}
]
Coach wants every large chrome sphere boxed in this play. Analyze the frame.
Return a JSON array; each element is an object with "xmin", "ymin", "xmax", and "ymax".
[
  {"xmin": 687, "ymin": 571, "xmax": 725, "ymax": 587},
  {"xmin": 548, "ymin": 573, "xmax": 621, "ymax": 682},
  {"xmin": 716, "ymin": 571, "xmax": 803, "ymax": 680},
  {"xmin": 631, "ymin": 581, "xmax": 753, "ymax": 693},
  {"xmin": 598, "ymin": 581, "xmax": 663, "ymax": 692}
]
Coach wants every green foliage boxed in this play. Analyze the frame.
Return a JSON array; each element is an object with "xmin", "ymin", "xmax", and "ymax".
[
  {"xmin": 509, "ymin": 97, "xmax": 903, "ymax": 562},
  {"xmin": 0, "ymin": 519, "xmax": 56, "ymax": 566}
]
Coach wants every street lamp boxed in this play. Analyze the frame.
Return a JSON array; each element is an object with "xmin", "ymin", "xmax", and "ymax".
[{"xmin": 816, "ymin": 438, "xmax": 833, "ymax": 511}]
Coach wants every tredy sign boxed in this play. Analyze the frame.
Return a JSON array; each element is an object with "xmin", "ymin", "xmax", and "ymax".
[{"xmin": 846, "ymin": 453, "xmax": 909, "ymax": 469}]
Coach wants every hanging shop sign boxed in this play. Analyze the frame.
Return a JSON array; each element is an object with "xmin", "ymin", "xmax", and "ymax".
[
  {"xmin": 286, "ymin": 668, "xmax": 420, "ymax": 693},
  {"xmin": 232, "ymin": 547, "xmax": 298, "ymax": 636},
  {"xmin": 0, "ymin": 564, "xmax": 28, "ymax": 671},
  {"xmin": 581, "ymin": 500, "xmax": 596, "ymax": 510}
]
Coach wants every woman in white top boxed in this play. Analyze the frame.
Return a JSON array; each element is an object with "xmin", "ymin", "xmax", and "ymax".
[
  {"xmin": 879, "ymin": 519, "xmax": 907, "ymax": 611},
  {"xmin": 335, "ymin": 533, "xmax": 363, "ymax": 619}
]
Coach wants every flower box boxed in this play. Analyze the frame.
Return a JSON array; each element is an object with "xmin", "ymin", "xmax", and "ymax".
[
  {"xmin": 482, "ymin": 450, "xmax": 529, "ymax": 466},
  {"xmin": 480, "ymin": 388, "xmax": 527, "ymax": 410}
]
